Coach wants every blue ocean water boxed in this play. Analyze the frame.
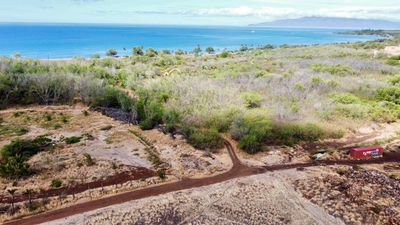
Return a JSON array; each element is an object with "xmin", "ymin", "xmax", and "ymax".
[{"xmin": 0, "ymin": 23, "xmax": 378, "ymax": 58}]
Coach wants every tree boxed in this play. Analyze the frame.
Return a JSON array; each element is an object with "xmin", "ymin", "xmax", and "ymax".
[
  {"xmin": 193, "ymin": 45, "xmax": 202, "ymax": 55},
  {"xmin": 132, "ymin": 46, "xmax": 144, "ymax": 56},
  {"xmin": 13, "ymin": 53, "xmax": 22, "ymax": 59},
  {"xmin": 23, "ymin": 189, "xmax": 33, "ymax": 207},
  {"xmin": 106, "ymin": 49, "xmax": 118, "ymax": 57},
  {"xmin": 146, "ymin": 48, "xmax": 158, "ymax": 57},
  {"xmin": 239, "ymin": 45, "xmax": 248, "ymax": 52},
  {"xmin": 160, "ymin": 49, "xmax": 171, "ymax": 55},
  {"xmin": 7, "ymin": 189, "xmax": 17, "ymax": 213},
  {"xmin": 205, "ymin": 47, "xmax": 215, "ymax": 54},
  {"xmin": 175, "ymin": 49, "xmax": 185, "ymax": 55}
]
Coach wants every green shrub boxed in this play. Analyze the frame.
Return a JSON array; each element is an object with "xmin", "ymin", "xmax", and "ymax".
[
  {"xmin": 218, "ymin": 52, "xmax": 230, "ymax": 58},
  {"xmin": 230, "ymin": 112, "xmax": 272, "ymax": 141},
  {"xmin": 0, "ymin": 155, "xmax": 32, "ymax": 178},
  {"xmin": 106, "ymin": 49, "xmax": 117, "ymax": 57},
  {"xmin": 386, "ymin": 56, "xmax": 400, "ymax": 66},
  {"xmin": 1, "ymin": 136, "xmax": 52, "ymax": 161},
  {"xmin": 12, "ymin": 112, "xmax": 25, "ymax": 117},
  {"xmin": 369, "ymin": 103, "xmax": 399, "ymax": 122},
  {"xmin": 138, "ymin": 98, "xmax": 164, "ymax": 130},
  {"xmin": 60, "ymin": 114, "xmax": 69, "ymax": 123},
  {"xmin": 92, "ymin": 87, "xmax": 121, "ymax": 108},
  {"xmin": 117, "ymin": 91, "xmax": 136, "ymax": 112},
  {"xmin": 50, "ymin": 179, "xmax": 62, "ymax": 188},
  {"xmin": 146, "ymin": 48, "xmax": 158, "ymax": 57},
  {"xmin": 15, "ymin": 127, "xmax": 29, "ymax": 136},
  {"xmin": 332, "ymin": 93, "xmax": 361, "ymax": 104},
  {"xmin": 310, "ymin": 63, "xmax": 354, "ymax": 76},
  {"xmin": 132, "ymin": 46, "xmax": 144, "ymax": 56},
  {"xmin": 162, "ymin": 110, "xmax": 180, "ymax": 133},
  {"xmin": 241, "ymin": 92, "xmax": 262, "ymax": 108},
  {"xmin": 376, "ymin": 86, "xmax": 400, "ymax": 105},
  {"xmin": 238, "ymin": 135, "xmax": 262, "ymax": 154},
  {"xmin": 389, "ymin": 75, "xmax": 400, "ymax": 86},
  {"xmin": 184, "ymin": 128, "xmax": 223, "ymax": 151},
  {"xmin": 64, "ymin": 136, "xmax": 82, "ymax": 144},
  {"xmin": 205, "ymin": 47, "xmax": 215, "ymax": 54},
  {"xmin": 269, "ymin": 123, "xmax": 325, "ymax": 146},
  {"xmin": 83, "ymin": 153, "xmax": 95, "ymax": 166},
  {"xmin": 157, "ymin": 169, "xmax": 166, "ymax": 179}
]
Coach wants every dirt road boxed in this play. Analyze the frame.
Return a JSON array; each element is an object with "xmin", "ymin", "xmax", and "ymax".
[{"xmin": 4, "ymin": 136, "xmax": 400, "ymax": 225}]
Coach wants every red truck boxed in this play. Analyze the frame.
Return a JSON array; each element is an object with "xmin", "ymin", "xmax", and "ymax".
[{"xmin": 349, "ymin": 146, "xmax": 384, "ymax": 159}]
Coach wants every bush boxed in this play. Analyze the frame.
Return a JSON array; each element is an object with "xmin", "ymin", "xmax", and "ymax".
[
  {"xmin": 0, "ymin": 155, "xmax": 32, "ymax": 178},
  {"xmin": 269, "ymin": 123, "xmax": 325, "ymax": 146},
  {"xmin": 175, "ymin": 49, "xmax": 185, "ymax": 55},
  {"xmin": 238, "ymin": 135, "xmax": 262, "ymax": 154},
  {"xmin": 64, "ymin": 136, "xmax": 82, "ymax": 144},
  {"xmin": 157, "ymin": 169, "xmax": 166, "ymax": 179},
  {"xmin": 106, "ymin": 49, "xmax": 117, "ymax": 57},
  {"xmin": 241, "ymin": 92, "xmax": 262, "ymax": 108},
  {"xmin": 82, "ymin": 110, "xmax": 89, "ymax": 116},
  {"xmin": 50, "ymin": 179, "xmax": 62, "ymax": 188},
  {"xmin": 332, "ymin": 93, "xmax": 361, "ymax": 104},
  {"xmin": 92, "ymin": 87, "xmax": 121, "ymax": 108},
  {"xmin": 205, "ymin": 47, "xmax": 215, "ymax": 54},
  {"xmin": 386, "ymin": 56, "xmax": 400, "ymax": 66},
  {"xmin": 162, "ymin": 110, "xmax": 180, "ymax": 133},
  {"xmin": 389, "ymin": 75, "xmax": 400, "ymax": 86},
  {"xmin": 240, "ymin": 45, "xmax": 249, "ymax": 52},
  {"xmin": 1, "ymin": 136, "xmax": 52, "ymax": 161},
  {"xmin": 145, "ymin": 48, "xmax": 158, "ymax": 57},
  {"xmin": 137, "ymin": 97, "xmax": 164, "ymax": 130},
  {"xmin": 132, "ymin": 46, "xmax": 144, "ymax": 56},
  {"xmin": 184, "ymin": 127, "xmax": 223, "ymax": 151},
  {"xmin": 310, "ymin": 63, "xmax": 354, "ymax": 76},
  {"xmin": 117, "ymin": 91, "xmax": 136, "ymax": 112},
  {"xmin": 83, "ymin": 153, "xmax": 95, "ymax": 166},
  {"xmin": 230, "ymin": 112, "xmax": 272, "ymax": 141},
  {"xmin": 218, "ymin": 51, "xmax": 229, "ymax": 58},
  {"xmin": 376, "ymin": 86, "xmax": 400, "ymax": 105}
]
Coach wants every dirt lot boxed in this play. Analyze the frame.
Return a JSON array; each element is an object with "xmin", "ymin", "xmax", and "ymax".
[
  {"xmin": 46, "ymin": 170, "xmax": 344, "ymax": 225},
  {"xmin": 0, "ymin": 105, "xmax": 231, "ymax": 222},
  {"xmin": 44, "ymin": 163, "xmax": 400, "ymax": 225}
]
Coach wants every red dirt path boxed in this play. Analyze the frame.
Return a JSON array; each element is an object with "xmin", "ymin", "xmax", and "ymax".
[{"xmin": 4, "ymin": 137, "xmax": 400, "ymax": 225}]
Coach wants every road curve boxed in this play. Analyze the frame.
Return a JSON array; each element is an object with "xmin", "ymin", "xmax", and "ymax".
[{"xmin": 4, "ymin": 138, "xmax": 400, "ymax": 225}]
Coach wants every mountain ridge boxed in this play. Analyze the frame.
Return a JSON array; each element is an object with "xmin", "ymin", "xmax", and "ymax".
[{"xmin": 251, "ymin": 17, "xmax": 400, "ymax": 29}]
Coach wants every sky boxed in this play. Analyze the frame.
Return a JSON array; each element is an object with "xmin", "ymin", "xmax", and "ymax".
[{"xmin": 1, "ymin": 0, "xmax": 400, "ymax": 25}]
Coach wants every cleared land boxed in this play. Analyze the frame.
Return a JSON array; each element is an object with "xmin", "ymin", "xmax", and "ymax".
[{"xmin": 1, "ymin": 31, "xmax": 400, "ymax": 224}]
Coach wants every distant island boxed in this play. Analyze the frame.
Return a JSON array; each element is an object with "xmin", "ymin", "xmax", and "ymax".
[
  {"xmin": 251, "ymin": 17, "xmax": 400, "ymax": 29},
  {"xmin": 336, "ymin": 29, "xmax": 397, "ymax": 37}
]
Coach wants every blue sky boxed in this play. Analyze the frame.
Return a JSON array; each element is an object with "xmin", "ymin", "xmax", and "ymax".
[{"xmin": 1, "ymin": 0, "xmax": 400, "ymax": 25}]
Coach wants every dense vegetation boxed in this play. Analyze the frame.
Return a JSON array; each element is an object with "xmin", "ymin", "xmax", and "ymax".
[
  {"xmin": 1, "ymin": 31, "xmax": 400, "ymax": 154},
  {"xmin": 0, "ymin": 136, "xmax": 52, "ymax": 178}
]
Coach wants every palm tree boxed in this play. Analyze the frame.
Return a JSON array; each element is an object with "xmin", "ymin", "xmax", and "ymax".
[{"xmin": 7, "ymin": 189, "xmax": 17, "ymax": 213}]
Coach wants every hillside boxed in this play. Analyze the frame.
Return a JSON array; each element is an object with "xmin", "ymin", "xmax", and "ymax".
[{"xmin": 251, "ymin": 17, "xmax": 400, "ymax": 29}]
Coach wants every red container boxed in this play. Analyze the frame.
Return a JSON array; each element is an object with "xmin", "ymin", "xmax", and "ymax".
[{"xmin": 349, "ymin": 146, "xmax": 384, "ymax": 159}]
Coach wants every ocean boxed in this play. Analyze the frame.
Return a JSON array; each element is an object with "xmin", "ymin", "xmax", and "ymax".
[{"xmin": 0, "ymin": 23, "xmax": 378, "ymax": 58}]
